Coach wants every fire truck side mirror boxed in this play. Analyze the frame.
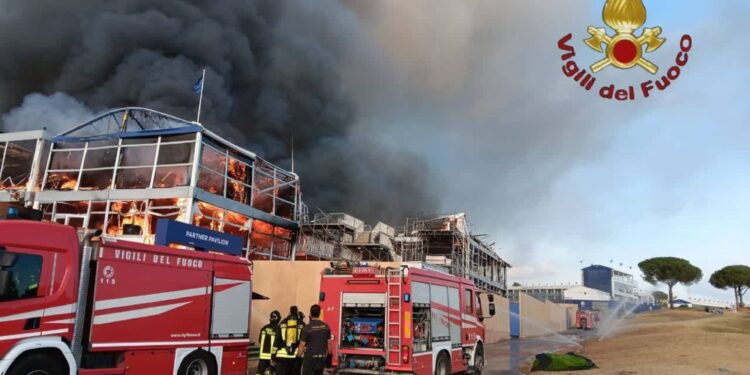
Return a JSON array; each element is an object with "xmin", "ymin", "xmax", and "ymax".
[{"xmin": 488, "ymin": 303, "xmax": 496, "ymax": 317}]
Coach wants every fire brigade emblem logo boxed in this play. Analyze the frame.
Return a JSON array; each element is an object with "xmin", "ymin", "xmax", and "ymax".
[
  {"xmin": 585, "ymin": 0, "xmax": 664, "ymax": 74},
  {"xmin": 103, "ymin": 265, "xmax": 115, "ymax": 279},
  {"xmin": 557, "ymin": 0, "xmax": 692, "ymax": 100}
]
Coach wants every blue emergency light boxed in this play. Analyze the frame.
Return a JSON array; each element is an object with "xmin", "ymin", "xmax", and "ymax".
[{"xmin": 404, "ymin": 293, "xmax": 411, "ymax": 303}]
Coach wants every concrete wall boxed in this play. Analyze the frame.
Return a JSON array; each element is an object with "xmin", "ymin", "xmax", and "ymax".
[
  {"xmin": 517, "ymin": 294, "xmax": 575, "ymax": 338},
  {"xmin": 481, "ymin": 294, "xmax": 510, "ymax": 343}
]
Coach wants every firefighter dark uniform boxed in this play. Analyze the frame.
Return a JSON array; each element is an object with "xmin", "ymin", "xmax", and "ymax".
[
  {"xmin": 299, "ymin": 318, "xmax": 331, "ymax": 375},
  {"xmin": 275, "ymin": 307, "xmax": 305, "ymax": 375},
  {"xmin": 257, "ymin": 311, "xmax": 281, "ymax": 375}
]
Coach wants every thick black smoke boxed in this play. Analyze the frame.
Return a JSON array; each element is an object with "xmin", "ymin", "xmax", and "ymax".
[{"xmin": 0, "ymin": 0, "xmax": 437, "ymax": 224}]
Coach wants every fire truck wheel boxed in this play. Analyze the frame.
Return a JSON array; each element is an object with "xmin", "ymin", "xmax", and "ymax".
[
  {"xmin": 435, "ymin": 352, "xmax": 451, "ymax": 375},
  {"xmin": 177, "ymin": 350, "xmax": 218, "ymax": 375},
  {"xmin": 473, "ymin": 343, "xmax": 484, "ymax": 374},
  {"xmin": 7, "ymin": 351, "xmax": 67, "ymax": 375}
]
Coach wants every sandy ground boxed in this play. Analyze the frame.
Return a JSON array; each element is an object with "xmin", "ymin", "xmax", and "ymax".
[{"xmin": 568, "ymin": 309, "xmax": 750, "ymax": 375}]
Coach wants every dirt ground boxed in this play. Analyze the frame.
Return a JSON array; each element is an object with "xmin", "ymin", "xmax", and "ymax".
[{"xmin": 567, "ymin": 309, "xmax": 750, "ymax": 375}]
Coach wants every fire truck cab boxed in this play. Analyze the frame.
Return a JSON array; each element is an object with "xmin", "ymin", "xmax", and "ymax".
[
  {"xmin": 575, "ymin": 310, "xmax": 594, "ymax": 330},
  {"xmin": 319, "ymin": 263, "xmax": 495, "ymax": 375},
  {"xmin": 0, "ymin": 219, "xmax": 252, "ymax": 375}
]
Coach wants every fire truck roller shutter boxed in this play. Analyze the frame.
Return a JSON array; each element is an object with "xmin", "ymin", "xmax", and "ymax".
[
  {"xmin": 341, "ymin": 293, "xmax": 386, "ymax": 306},
  {"xmin": 429, "ymin": 285, "xmax": 450, "ymax": 342},
  {"xmin": 447, "ymin": 287, "xmax": 461, "ymax": 346},
  {"xmin": 211, "ymin": 278, "xmax": 251, "ymax": 338},
  {"xmin": 412, "ymin": 282, "xmax": 430, "ymax": 304}
]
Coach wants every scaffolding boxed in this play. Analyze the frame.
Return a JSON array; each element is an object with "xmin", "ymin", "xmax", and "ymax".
[
  {"xmin": 397, "ymin": 214, "xmax": 509, "ymax": 295},
  {"xmin": 298, "ymin": 211, "xmax": 398, "ymax": 262}
]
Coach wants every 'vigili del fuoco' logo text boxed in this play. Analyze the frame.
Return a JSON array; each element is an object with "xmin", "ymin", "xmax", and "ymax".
[{"xmin": 557, "ymin": 0, "xmax": 692, "ymax": 101}]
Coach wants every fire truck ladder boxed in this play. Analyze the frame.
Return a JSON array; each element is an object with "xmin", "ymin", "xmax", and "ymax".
[{"xmin": 386, "ymin": 269, "xmax": 402, "ymax": 366}]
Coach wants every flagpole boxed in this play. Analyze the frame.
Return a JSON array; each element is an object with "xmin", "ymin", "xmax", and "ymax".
[{"xmin": 196, "ymin": 68, "xmax": 206, "ymax": 123}]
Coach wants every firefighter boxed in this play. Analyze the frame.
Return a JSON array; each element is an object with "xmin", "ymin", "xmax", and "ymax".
[
  {"xmin": 274, "ymin": 306, "xmax": 305, "ymax": 375},
  {"xmin": 257, "ymin": 310, "xmax": 281, "ymax": 375},
  {"xmin": 297, "ymin": 304, "xmax": 331, "ymax": 375}
]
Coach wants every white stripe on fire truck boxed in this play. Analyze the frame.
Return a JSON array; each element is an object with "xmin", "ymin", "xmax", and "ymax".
[
  {"xmin": 0, "ymin": 304, "xmax": 76, "ymax": 323},
  {"xmin": 92, "ymin": 340, "xmax": 209, "ymax": 348},
  {"xmin": 93, "ymin": 302, "xmax": 190, "ymax": 325},
  {"xmin": 94, "ymin": 287, "xmax": 209, "ymax": 311},
  {"xmin": 91, "ymin": 338, "xmax": 250, "ymax": 348},
  {"xmin": 0, "ymin": 328, "xmax": 68, "ymax": 342}
]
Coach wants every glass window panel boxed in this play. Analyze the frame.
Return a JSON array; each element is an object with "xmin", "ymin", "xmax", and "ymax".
[
  {"xmin": 252, "ymin": 191, "xmax": 273, "ymax": 214},
  {"xmin": 0, "ymin": 140, "xmax": 36, "ymax": 189},
  {"xmin": 197, "ymin": 167, "xmax": 224, "ymax": 195},
  {"xmin": 153, "ymin": 166, "xmax": 190, "ymax": 188},
  {"xmin": 53, "ymin": 142, "xmax": 86, "ymax": 149},
  {"xmin": 162, "ymin": 133, "xmax": 196, "ymax": 143},
  {"xmin": 0, "ymin": 251, "xmax": 42, "ymax": 302},
  {"xmin": 44, "ymin": 172, "xmax": 79, "ymax": 190},
  {"xmin": 115, "ymin": 168, "xmax": 152, "ymax": 189},
  {"xmin": 200, "ymin": 145, "xmax": 226, "ymax": 173},
  {"xmin": 252, "ymin": 219, "xmax": 274, "ymax": 235},
  {"xmin": 157, "ymin": 143, "xmax": 194, "ymax": 165},
  {"xmin": 49, "ymin": 150, "xmax": 83, "ymax": 170},
  {"xmin": 107, "ymin": 201, "xmax": 147, "ymax": 236},
  {"xmin": 83, "ymin": 148, "xmax": 117, "ymax": 169},
  {"xmin": 192, "ymin": 214, "xmax": 222, "ymax": 232},
  {"xmin": 276, "ymin": 200, "xmax": 294, "ymax": 220},
  {"xmin": 88, "ymin": 139, "xmax": 118, "ymax": 148},
  {"xmin": 278, "ymin": 185, "xmax": 296, "ymax": 202},
  {"xmin": 87, "ymin": 214, "xmax": 106, "ymax": 231},
  {"xmin": 250, "ymin": 231, "xmax": 272, "ymax": 255},
  {"xmin": 227, "ymin": 158, "xmax": 250, "ymax": 184},
  {"xmin": 91, "ymin": 201, "xmax": 108, "ymax": 212},
  {"xmin": 196, "ymin": 201, "xmax": 224, "ymax": 220},
  {"xmin": 226, "ymin": 179, "xmax": 249, "ymax": 204},
  {"xmin": 119, "ymin": 146, "xmax": 156, "ymax": 167},
  {"xmin": 122, "ymin": 137, "xmax": 158, "ymax": 145},
  {"xmin": 253, "ymin": 170, "xmax": 273, "ymax": 191},
  {"xmin": 273, "ymin": 237, "xmax": 291, "ymax": 259},
  {"xmin": 225, "ymin": 210, "xmax": 249, "ymax": 227},
  {"xmin": 79, "ymin": 169, "xmax": 113, "ymax": 190},
  {"xmin": 274, "ymin": 226, "xmax": 293, "ymax": 240},
  {"xmin": 55, "ymin": 201, "xmax": 89, "ymax": 214}
]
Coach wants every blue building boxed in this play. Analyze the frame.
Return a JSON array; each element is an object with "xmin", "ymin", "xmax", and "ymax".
[{"xmin": 582, "ymin": 265, "xmax": 639, "ymax": 301}]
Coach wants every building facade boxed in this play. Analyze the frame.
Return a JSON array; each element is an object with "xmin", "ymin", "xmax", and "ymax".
[
  {"xmin": 582, "ymin": 265, "xmax": 639, "ymax": 301},
  {"xmin": 0, "ymin": 108, "xmax": 300, "ymax": 260}
]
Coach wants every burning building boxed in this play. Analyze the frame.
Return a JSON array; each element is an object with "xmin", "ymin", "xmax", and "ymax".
[
  {"xmin": 1, "ymin": 107, "xmax": 299, "ymax": 260},
  {"xmin": 297, "ymin": 212, "xmax": 398, "ymax": 261},
  {"xmin": 395, "ymin": 214, "xmax": 510, "ymax": 295}
]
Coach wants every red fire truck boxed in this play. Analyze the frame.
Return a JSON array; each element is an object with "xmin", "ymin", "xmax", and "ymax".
[
  {"xmin": 575, "ymin": 310, "xmax": 594, "ymax": 330},
  {"xmin": 319, "ymin": 263, "xmax": 495, "ymax": 375},
  {"xmin": 0, "ymin": 219, "xmax": 252, "ymax": 375}
]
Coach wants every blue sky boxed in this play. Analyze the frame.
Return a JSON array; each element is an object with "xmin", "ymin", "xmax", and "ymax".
[{"xmin": 346, "ymin": 0, "xmax": 750, "ymax": 303}]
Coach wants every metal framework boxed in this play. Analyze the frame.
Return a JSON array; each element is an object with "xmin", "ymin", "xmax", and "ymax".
[
  {"xmin": 398, "ymin": 214, "xmax": 510, "ymax": 294},
  {"xmin": 298, "ymin": 211, "xmax": 398, "ymax": 262}
]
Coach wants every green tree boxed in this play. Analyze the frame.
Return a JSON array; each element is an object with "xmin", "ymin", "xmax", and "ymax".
[
  {"xmin": 651, "ymin": 290, "xmax": 668, "ymax": 305},
  {"xmin": 638, "ymin": 257, "xmax": 703, "ymax": 309},
  {"xmin": 709, "ymin": 265, "xmax": 750, "ymax": 309}
]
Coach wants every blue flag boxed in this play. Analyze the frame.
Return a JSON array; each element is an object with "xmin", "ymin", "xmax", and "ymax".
[{"xmin": 193, "ymin": 75, "xmax": 203, "ymax": 95}]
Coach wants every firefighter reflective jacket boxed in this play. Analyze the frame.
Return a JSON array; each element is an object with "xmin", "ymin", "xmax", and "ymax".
[
  {"xmin": 275, "ymin": 316, "xmax": 304, "ymax": 358},
  {"xmin": 258, "ymin": 323, "xmax": 278, "ymax": 360}
]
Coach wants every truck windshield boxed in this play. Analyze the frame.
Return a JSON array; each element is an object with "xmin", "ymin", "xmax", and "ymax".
[{"xmin": 0, "ymin": 249, "xmax": 43, "ymax": 302}]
